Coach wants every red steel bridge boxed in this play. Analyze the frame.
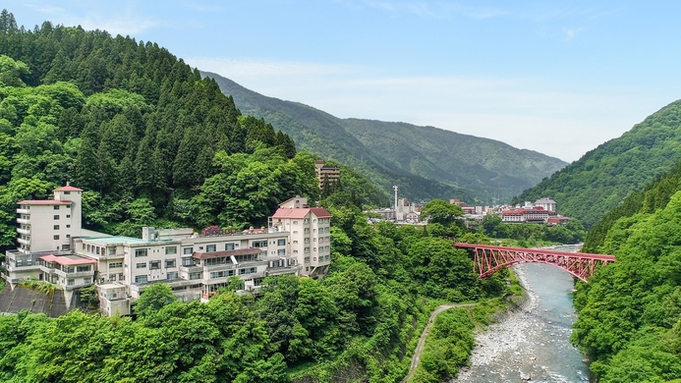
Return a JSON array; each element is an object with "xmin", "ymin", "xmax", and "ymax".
[{"xmin": 454, "ymin": 243, "xmax": 616, "ymax": 282}]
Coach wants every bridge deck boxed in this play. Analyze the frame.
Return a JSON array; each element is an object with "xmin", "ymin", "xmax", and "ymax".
[{"xmin": 453, "ymin": 243, "xmax": 616, "ymax": 282}]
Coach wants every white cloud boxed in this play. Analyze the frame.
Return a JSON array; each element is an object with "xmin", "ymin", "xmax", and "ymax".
[
  {"xmin": 21, "ymin": 2, "xmax": 158, "ymax": 36},
  {"xmin": 563, "ymin": 26, "xmax": 584, "ymax": 40}
]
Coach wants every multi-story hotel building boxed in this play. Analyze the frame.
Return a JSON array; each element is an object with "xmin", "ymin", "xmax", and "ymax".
[{"xmin": 2, "ymin": 185, "xmax": 331, "ymax": 317}]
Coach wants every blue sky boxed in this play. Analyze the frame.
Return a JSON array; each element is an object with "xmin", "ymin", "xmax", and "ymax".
[{"xmin": 6, "ymin": 1, "xmax": 681, "ymax": 162}]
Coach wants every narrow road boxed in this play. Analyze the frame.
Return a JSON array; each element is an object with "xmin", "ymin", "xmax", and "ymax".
[{"xmin": 402, "ymin": 303, "xmax": 476, "ymax": 383}]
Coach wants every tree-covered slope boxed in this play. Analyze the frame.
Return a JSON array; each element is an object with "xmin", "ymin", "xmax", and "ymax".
[
  {"xmin": 0, "ymin": 15, "xmax": 389, "ymax": 250},
  {"xmin": 570, "ymin": 164, "xmax": 681, "ymax": 381},
  {"xmin": 513, "ymin": 100, "xmax": 681, "ymax": 228},
  {"xmin": 340, "ymin": 118, "xmax": 566, "ymax": 202},
  {"xmin": 203, "ymin": 71, "xmax": 566, "ymax": 204}
]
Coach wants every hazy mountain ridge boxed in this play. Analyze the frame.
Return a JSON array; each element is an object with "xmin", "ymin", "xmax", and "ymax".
[
  {"xmin": 513, "ymin": 99, "xmax": 681, "ymax": 228},
  {"xmin": 203, "ymin": 71, "xmax": 567, "ymax": 203}
]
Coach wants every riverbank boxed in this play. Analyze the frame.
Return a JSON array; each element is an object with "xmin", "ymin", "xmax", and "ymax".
[
  {"xmin": 452, "ymin": 266, "xmax": 538, "ymax": 382},
  {"xmin": 451, "ymin": 264, "xmax": 590, "ymax": 382}
]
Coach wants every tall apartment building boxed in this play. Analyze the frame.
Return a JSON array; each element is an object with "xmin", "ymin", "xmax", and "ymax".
[
  {"xmin": 2, "ymin": 185, "xmax": 331, "ymax": 317},
  {"xmin": 269, "ymin": 196, "xmax": 332, "ymax": 277},
  {"xmin": 314, "ymin": 159, "xmax": 340, "ymax": 190}
]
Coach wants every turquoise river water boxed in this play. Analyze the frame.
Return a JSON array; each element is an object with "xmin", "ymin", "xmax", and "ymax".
[{"xmin": 452, "ymin": 245, "xmax": 591, "ymax": 383}]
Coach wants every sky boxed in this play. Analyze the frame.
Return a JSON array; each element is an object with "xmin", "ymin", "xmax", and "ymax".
[{"xmin": 5, "ymin": 1, "xmax": 681, "ymax": 162}]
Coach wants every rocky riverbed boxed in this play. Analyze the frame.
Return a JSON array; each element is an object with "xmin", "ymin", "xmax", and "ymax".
[{"xmin": 452, "ymin": 263, "xmax": 590, "ymax": 383}]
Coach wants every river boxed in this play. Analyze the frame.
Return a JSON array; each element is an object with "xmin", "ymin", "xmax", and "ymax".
[{"xmin": 452, "ymin": 245, "xmax": 590, "ymax": 383}]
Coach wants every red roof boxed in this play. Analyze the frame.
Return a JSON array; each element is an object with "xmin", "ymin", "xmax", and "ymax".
[
  {"xmin": 18, "ymin": 200, "xmax": 71, "ymax": 205},
  {"xmin": 54, "ymin": 185, "xmax": 83, "ymax": 192},
  {"xmin": 40, "ymin": 255, "xmax": 96, "ymax": 266},
  {"xmin": 271, "ymin": 207, "xmax": 332, "ymax": 219},
  {"xmin": 310, "ymin": 207, "xmax": 332, "ymax": 218}
]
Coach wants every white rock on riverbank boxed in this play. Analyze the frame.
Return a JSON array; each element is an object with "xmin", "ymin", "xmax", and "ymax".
[{"xmin": 452, "ymin": 265, "xmax": 543, "ymax": 382}]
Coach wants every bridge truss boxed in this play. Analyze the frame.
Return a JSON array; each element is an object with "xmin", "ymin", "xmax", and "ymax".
[{"xmin": 454, "ymin": 243, "xmax": 616, "ymax": 282}]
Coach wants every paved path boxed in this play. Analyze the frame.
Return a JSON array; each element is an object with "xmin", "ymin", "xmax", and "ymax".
[{"xmin": 402, "ymin": 303, "xmax": 476, "ymax": 383}]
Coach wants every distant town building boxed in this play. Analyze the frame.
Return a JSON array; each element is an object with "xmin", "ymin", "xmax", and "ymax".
[
  {"xmin": 534, "ymin": 198, "xmax": 557, "ymax": 212},
  {"xmin": 315, "ymin": 160, "xmax": 340, "ymax": 190},
  {"xmin": 2, "ymin": 185, "xmax": 331, "ymax": 317},
  {"xmin": 500, "ymin": 197, "xmax": 567, "ymax": 224}
]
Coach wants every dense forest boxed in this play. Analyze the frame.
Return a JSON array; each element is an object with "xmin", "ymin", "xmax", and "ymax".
[
  {"xmin": 204, "ymin": 72, "xmax": 566, "ymax": 204},
  {"xmin": 0, "ymin": 9, "xmax": 389, "ymax": 250},
  {"xmin": 0, "ymin": 10, "xmax": 519, "ymax": 383},
  {"xmin": 570, "ymin": 158, "xmax": 681, "ymax": 382},
  {"xmin": 512, "ymin": 99, "xmax": 681, "ymax": 228}
]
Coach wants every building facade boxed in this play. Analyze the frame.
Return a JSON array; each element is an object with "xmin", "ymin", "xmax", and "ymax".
[
  {"xmin": 314, "ymin": 159, "xmax": 340, "ymax": 190},
  {"xmin": 2, "ymin": 185, "xmax": 331, "ymax": 317}
]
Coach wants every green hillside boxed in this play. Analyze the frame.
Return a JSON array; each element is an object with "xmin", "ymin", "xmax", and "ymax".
[
  {"xmin": 204, "ymin": 72, "xmax": 567, "ymax": 204},
  {"xmin": 0, "ymin": 15, "xmax": 386, "ymax": 248},
  {"xmin": 571, "ymin": 159, "xmax": 681, "ymax": 382},
  {"xmin": 513, "ymin": 100, "xmax": 681, "ymax": 228}
]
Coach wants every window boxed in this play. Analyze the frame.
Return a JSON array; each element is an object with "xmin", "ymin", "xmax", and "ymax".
[
  {"xmin": 54, "ymin": 215, "xmax": 59, "ymax": 220},
  {"xmin": 252, "ymin": 240, "xmax": 267, "ymax": 248},
  {"xmin": 165, "ymin": 246, "xmax": 177, "ymax": 255},
  {"xmin": 109, "ymin": 274, "xmax": 117, "ymax": 281},
  {"xmin": 76, "ymin": 265, "xmax": 91, "ymax": 272},
  {"xmin": 225, "ymin": 243, "xmax": 235, "ymax": 251},
  {"xmin": 66, "ymin": 215, "xmax": 70, "ymax": 218},
  {"xmin": 108, "ymin": 248, "xmax": 115, "ymax": 255},
  {"xmin": 304, "ymin": 218, "xmax": 310, "ymax": 224},
  {"xmin": 136, "ymin": 262, "xmax": 146, "ymax": 269},
  {"xmin": 167, "ymin": 271, "xmax": 179, "ymax": 280},
  {"xmin": 135, "ymin": 249, "xmax": 148, "ymax": 257},
  {"xmin": 165, "ymin": 259, "xmax": 176, "ymax": 268},
  {"xmin": 210, "ymin": 270, "xmax": 235, "ymax": 279},
  {"xmin": 304, "ymin": 228, "xmax": 310, "ymax": 234},
  {"xmin": 67, "ymin": 279, "xmax": 75, "ymax": 286},
  {"xmin": 135, "ymin": 275, "xmax": 148, "ymax": 284},
  {"xmin": 66, "ymin": 234, "xmax": 70, "ymax": 238},
  {"xmin": 304, "ymin": 247, "xmax": 310, "ymax": 253},
  {"xmin": 278, "ymin": 249, "xmax": 286, "ymax": 255},
  {"xmin": 278, "ymin": 239, "xmax": 286, "ymax": 246},
  {"xmin": 149, "ymin": 261, "xmax": 161, "ymax": 270},
  {"xmin": 206, "ymin": 244, "xmax": 216, "ymax": 252},
  {"xmin": 54, "ymin": 205, "xmax": 60, "ymax": 210},
  {"xmin": 239, "ymin": 267, "xmax": 257, "ymax": 275},
  {"xmin": 181, "ymin": 257, "xmax": 194, "ymax": 267},
  {"xmin": 189, "ymin": 272, "xmax": 202, "ymax": 280},
  {"xmin": 54, "ymin": 225, "xmax": 59, "ymax": 230},
  {"xmin": 304, "ymin": 257, "xmax": 310, "ymax": 263},
  {"xmin": 293, "ymin": 221, "xmax": 298, "ymax": 225},
  {"xmin": 66, "ymin": 224, "xmax": 70, "ymax": 228},
  {"xmin": 64, "ymin": 191, "xmax": 70, "ymax": 195},
  {"xmin": 109, "ymin": 262, "xmax": 123, "ymax": 269},
  {"xmin": 183, "ymin": 247, "xmax": 193, "ymax": 255},
  {"xmin": 53, "ymin": 235, "xmax": 59, "ymax": 240}
]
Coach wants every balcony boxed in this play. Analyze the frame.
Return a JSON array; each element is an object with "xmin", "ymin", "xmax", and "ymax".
[
  {"xmin": 17, "ymin": 218, "xmax": 29, "ymax": 225},
  {"xmin": 16, "ymin": 228, "xmax": 30, "ymax": 235},
  {"xmin": 17, "ymin": 238, "xmax": 30, "ymax": 245},
  {"xmin": 16, "ymin": 208, "xmax": 30, "ymax": 215}
]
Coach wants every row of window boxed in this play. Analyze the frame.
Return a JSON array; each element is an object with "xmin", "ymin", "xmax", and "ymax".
[
  {"xmin": 52, "ymin": 205, "xmax": 70, "ymax": 210},
  {"xmin": 53, "ymin": 234, "xmax": 70, "ymax": 240},
  {"xmin": 135, "ymin": 259, "xmax": 177, "ymax": 269},
  {"xmin": 53, "ymin": 214, "xmax": 71, "ymax": 220},
  {"xmin": 53, "ymin": 224, "xmax": 71, "ymax": 230}
]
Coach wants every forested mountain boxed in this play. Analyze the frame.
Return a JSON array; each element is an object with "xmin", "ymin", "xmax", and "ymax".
[
  {"xmin": 0, "ymin": 12, "xmax": 386, "ymax": 250},
  {"xmin": 203, "ymin": 72, "xmax": 567, "ymax": 204},
  {"xmin": 570, "ymin": 159, "xmax": 681, "ymax": 382},
  {"xmin": 0, "ymin": 11, "xmax": 519, "ymax": 382},
  {"xmin": 513, "ymin": 100, "xmax": 681, "ymax": 228}
]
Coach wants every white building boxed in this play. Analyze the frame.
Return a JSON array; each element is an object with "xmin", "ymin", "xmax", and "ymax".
[
  {"xmin": 269, "ymin": 196, "xmax": 332, "ymax": 278},
  {"xmin": 534, "ymin": 198, "xmax": 557, "ymax": 212},
  {"xmin": 2, "ymin": 185, "xmax": 331, "ymax": 317}
]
